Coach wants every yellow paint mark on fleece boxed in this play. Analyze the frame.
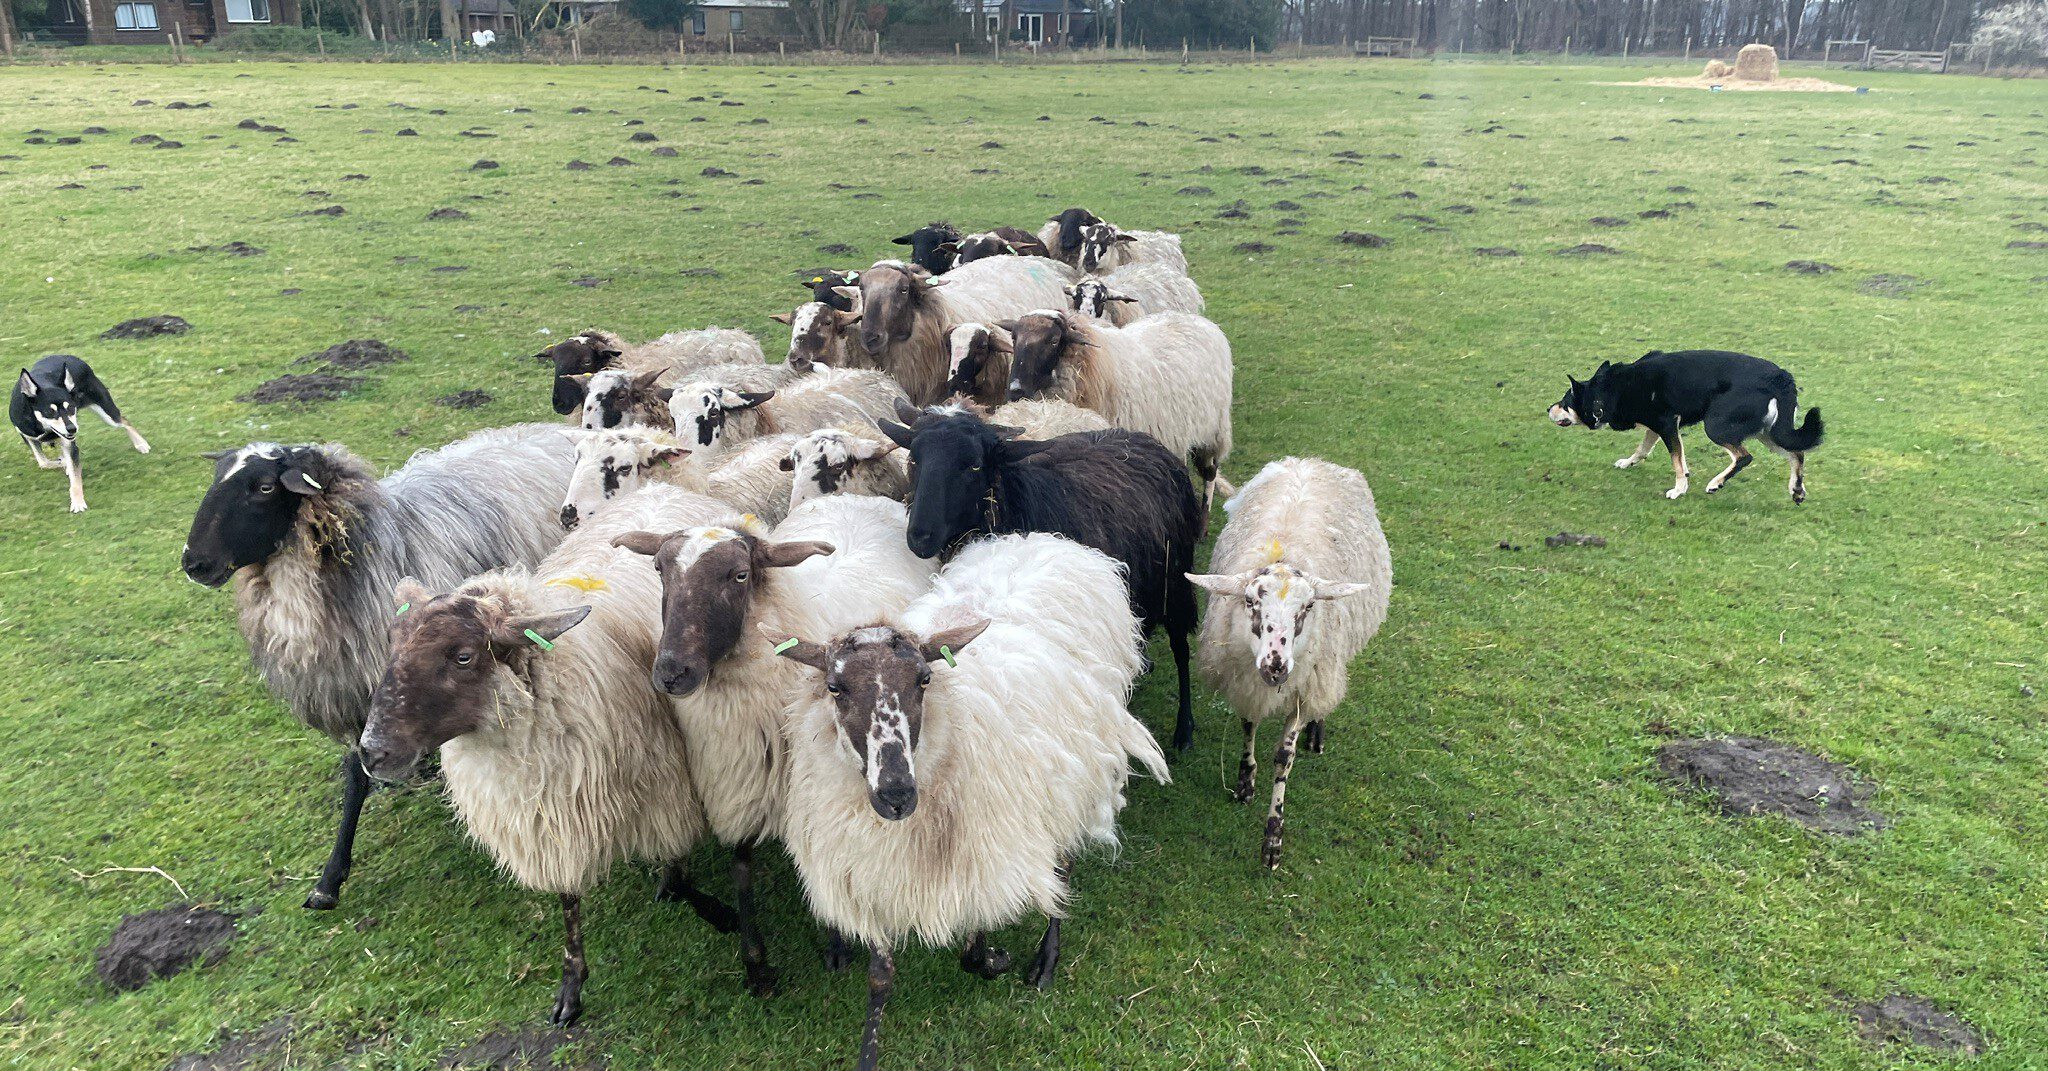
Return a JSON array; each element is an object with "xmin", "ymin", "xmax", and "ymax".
[
  {"xmin": 546, "ymin": 575, "xmax": 610, "ymax": 594},
  {"xmin": 1263, "ymin": 539, "xmax": 1285, "ymax": 564}
]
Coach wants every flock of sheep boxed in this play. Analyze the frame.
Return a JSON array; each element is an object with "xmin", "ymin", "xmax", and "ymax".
[{"xmin": 176, "ymin": 207, "xmax": 1392, "ymax": 1070}]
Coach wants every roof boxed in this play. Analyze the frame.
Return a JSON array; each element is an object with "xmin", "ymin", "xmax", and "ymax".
[{"xmin": 955, "ymin": 0, "xmax": 1094, "ymax": 12}]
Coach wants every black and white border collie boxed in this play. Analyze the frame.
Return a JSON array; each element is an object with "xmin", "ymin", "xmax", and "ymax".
[
  {"xmin": 1549, "ymin": 349, "xmax": 1824, "ymax": 502},
  {"xmin": 11, "ymin": 354, "xmax": 150, "ymax": 513}
]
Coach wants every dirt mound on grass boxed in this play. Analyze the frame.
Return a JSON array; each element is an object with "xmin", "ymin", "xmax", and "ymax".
[
  {"xmin": 296, "ymin": 339, "xmax": 408, "ymax": 370},
  {"xmin": 1657, "ymin": 736, "xmax": 1887, "ymax": 834},
  {"xmin": 94, "ymin": 904, "xmax": 237, "ymax": 991},
  {"xmin": 101, "ymin": 315, "xmax": 191, "ymax": 339},
  {"xmin": 1848, "ymin": 995, "xmax": 1983, "ymax": 1054},
  {"xmin": 240, "ymin": 374, "xmax": 364, "ymax": 407},
  {"xmin": 166, "ymin": 1017, "xmax": 293, "ymax": 1070}
]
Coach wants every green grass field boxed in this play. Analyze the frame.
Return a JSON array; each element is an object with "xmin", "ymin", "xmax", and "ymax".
[{"xmin": 2, "ymin": 55, "xmax": 2045, "ymax": 1070}]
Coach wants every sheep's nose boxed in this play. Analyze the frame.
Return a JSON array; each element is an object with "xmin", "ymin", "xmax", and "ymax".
[
  {"xmin": 906, "ymin": 527, "xmax": 942, "ymax": 559},
  {"xmin": 559, "ymin": 505, "xmax": 579, "ymax": 529},
  {"xmin": 870, "ymin": 782, "xmax": 918, "ymax": 821},
  {"xmin": 861, "ymin": 333, "xmax": 885, "ymax": 354},
  {"xmin": 653, "ymin": 654, "xmax": 704, "ymax": 697}
]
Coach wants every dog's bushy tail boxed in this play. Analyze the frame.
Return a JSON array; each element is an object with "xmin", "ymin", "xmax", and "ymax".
[{"xmin": 1769, "ymin": 403, "xmax": 1824, "ymax": 452}]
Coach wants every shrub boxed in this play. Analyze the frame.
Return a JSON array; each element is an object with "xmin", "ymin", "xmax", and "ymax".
[{"xmin": 210, "ymin": 26, "xmax": 378, "ymax": 53}]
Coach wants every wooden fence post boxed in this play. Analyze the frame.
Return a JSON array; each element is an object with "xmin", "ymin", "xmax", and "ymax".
[{"xmin": 1684, "ymin": 35, "xmax": 1691, "ymax": 61}]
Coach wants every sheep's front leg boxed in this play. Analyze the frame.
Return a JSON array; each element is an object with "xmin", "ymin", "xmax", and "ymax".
[
  {"xmin": 304, "ymin": 751, "xmax": 372, "ymax": 910},
  {"xmin": 733, "ymin": 842, "xmax": 777, "ymax": 997},
  {"xmin": 856, "ymin": 946, "xmax": 895, "ymax": 1071},
  {"xmin": 552, "ymin": 893, "xmax": 588, "ymax": 1026},
  {"xmin": 656, "ymin": 861, "xmax": 739, "ymax": 933},
  {"xmin": 822, "ymin": 929, "xmax": 853, "ymax": 972},
  {"xmin": 1232, "ymin": 720, "xmax": 1258, "ymax": 803},
  {"xmin": 1024, "ymin": 862, "xmax": 1068, "ymax": 990},
  {"xmin": 1261, "ymin": 710, "xmax": 1306, "ymax": 870},
  {"xmin": 958, "ymin": 932, "xmax": 1013, "ymax": 980},
  {"xmin": 1303, "ymin": 719, "xmax": 1326, "ymax": 755},
  {"xmin": 1169, "ymin": 626, "xmax": 1195, "ymax": 753}
]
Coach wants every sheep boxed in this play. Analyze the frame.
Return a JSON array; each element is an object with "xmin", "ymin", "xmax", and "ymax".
[
  {"xmin": 990, "ymin": 397, "xmax": 1113, "ymax": 439},
  {"xmin": 1036, "ymin": 206, "xmax": 1104, "ymax": 266},
  {"xmin": 670, "ymin": 365, "xmax": 908, "ymax": 462},
  {"xmin": 856, "ymin": 256, "xmax": 1078, "ymax": 406},
  {"xmin": 357, "ymin": 483, "xmax": 737, "ymax": 1025},
  {"xmin": 575, "ymin": 361, "xmax": 789, "ymax": 431},
  {"xmin": 773, "ymin": 533, "xmax": 1169, "ymax": 1071},
  {"xmin": 890, "ymin": 221, "xmax": 963, "ymax": 275},
  {"xmin": 612, "ymin": 495, "xmax": 933, "ymax": 996},
  {"xmin": 178, "ymin": 424, "xmax": 579, "ymax": 910},
  {"xmin": 1065, "ymin": 263, "xmax": 1206, "ymax": 327},
  {"xmin": 940, "ymin": 322, "xmax": 1013, "ymax": 407},
  {"xmin": 1076, "ymin": 222, "xmax": 1190, "ymax": 275},
  {"xmin": 877, "ymin": 401, "xmax": 1207, "ymax": 752},
  {"xmin": 1004, "ymin": 309, "xmax": 1234, "ymax": 502},
  {"xmin": 795, "ymin": 268, "xmax": 861, "ymax": 312},
  {"xmin": 558, "ymin": 426, "xmax": 798, "ymax": 531},
  {"xmin": 1187, "ymin": 458, "xmax": 1392, "ymax": 870},
  {"xmin": 771, "ymin": 301, "xmax": 868, "ymax": 374},
  {"xmin": 946, "ymin": 226, "xmax": 1052, "ymax": 268},
  {"xmin": 782, "ymin": 427, "xmax": 909, "ymax": 512},
  {"xmin": 539, "ymin": 327, "xmax": 764, "ymax": 416}
]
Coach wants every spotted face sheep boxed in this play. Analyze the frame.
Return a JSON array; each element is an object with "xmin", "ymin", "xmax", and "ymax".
[
  {"xmin": 948, "ymin": 226, "xmax": 1052, "ymax": 268},
  {"xmin": 669, "ymin": 366, "xmax": 907, "ymax": 461},
  {"xmin": 178, "ymin": 424, "xmax": 577, "ymax": 910},
  {"xmin": 1188, "ymin": 457, "xmax": 1392, "ymax": 869},
  {"xmin": 1065, "ymin": 264, "xmax": 1206, "ymax": 327},
  {"xmin": 775, "ymin": 533, "xmax": 1167, "ymax": 1071},
  {"xmin": 577, "ymin": 361, "xmax": 788, "ymax": 432},
  {"xmin": 855, "ymin": 257, "xmax": 1077, "ymax": 406},
  {"xmin": 878, "ymin": 402, "xmax": 1206, "ymax": 752},
  {"xmin": 612, "ymin": 496, "xmax": 933, "ymax": 996},
  {"xmin": 1076, "ymin": 222, "xmax": 1189, "ymax": 275},
  {"xmin": 1036, "ymin": 206, "xmax": 1104, "ymax": 266},
  {"xmin": 559, "ymin": 425, "xmax": 796, "ymax": 530},
  {"xmin": 781, "ymin": 428, "xmax": 908, "ymax": 511},
  {"xmin": 539, "ymin": 327, "xmax": 764, "ymax": 416},
  {"xmin": 1004, "ymin": 309, "xmax": 1234, "ymax": 502},
  {"xmin": 940, "ymin": 322, "xmax": 1014, "ymax": 407},
  {"xmin": 771, "ymin": 301, "xmax": 866, "ymax": 374},
  {"xmin": 359, "ymin": 484, "xmax": 732, "ymax": 1024}
]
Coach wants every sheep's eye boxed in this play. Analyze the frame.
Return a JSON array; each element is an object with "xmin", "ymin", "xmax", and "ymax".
[
  {"xmin": 455, "ymin": 651, "xmax": 474, "ymax": 666},
  {"xmin": 825, "ymin": 682, "xmax": 842, "ymax": 695},
  {"xmin": 734, "ymin": 570, "xmax": 750, "ymax": 583},
  {"xmin": 1245, "ymin": 596, "xmax": 1257, "ymax": 609},
  {"xmin": 257, "ymin": 482, "xmax": 275, "ymax": 495}
]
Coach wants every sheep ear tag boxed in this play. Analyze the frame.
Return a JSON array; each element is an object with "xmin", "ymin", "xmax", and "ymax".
[
  {"xmin": 774, "ymin": 638, "xmax": 799, "ymax": 654},
  {"xmin": 523, "ymin": 629, "xmax": 556, "ymax": 650},
  {"xmin": 395, "ymin": 603, "xmax": 410, "ymax": 617},
  {"xmin": 939, "ymin": 646, "xmax": 957, "ymax": 668}
]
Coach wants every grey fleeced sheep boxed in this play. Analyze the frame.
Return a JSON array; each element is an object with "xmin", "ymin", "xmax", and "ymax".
[
  {"xmin": 1065, "ymin": 263, "xmax": 1206, "ymax": 327},
  {"xmin": 670, "ymin": 365, "xmax": 908, "ymax": 461}
]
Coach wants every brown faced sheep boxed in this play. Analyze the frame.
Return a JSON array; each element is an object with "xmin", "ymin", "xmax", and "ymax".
[{"xmin": 855, "ymin": 257, "xmax": 1078, "ymax": 406}]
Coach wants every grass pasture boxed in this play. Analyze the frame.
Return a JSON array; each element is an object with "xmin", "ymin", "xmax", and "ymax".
[{"xmin": 2, "ymin": 57, "xmax": 2046, "ymax": 1070}]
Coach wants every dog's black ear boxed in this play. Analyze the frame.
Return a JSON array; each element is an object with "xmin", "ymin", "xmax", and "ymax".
[{"xmin": 16, "ymin": 370, "xmax": 34, "ymax": 398}]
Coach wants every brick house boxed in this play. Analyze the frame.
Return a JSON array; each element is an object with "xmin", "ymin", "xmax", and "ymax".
[{"xmin": 43, "ymin": 0, "xmax": 301, "ymax": 44}]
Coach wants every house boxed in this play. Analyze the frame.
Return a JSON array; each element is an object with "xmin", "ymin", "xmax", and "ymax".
[
  {"xmin": 43, "ymin": 0, "xmax": 301, "ymax": 43},
  {"xmin": 453, "ymin": 0, "xmax": 518, "ymax": 36},
  {"xmin": 954, "ymin": 0, "xmax": 1094, "ymax": 46},
  {"xmin": 687, "ymin": 0, "xmax": 798, "ymax": 41}
]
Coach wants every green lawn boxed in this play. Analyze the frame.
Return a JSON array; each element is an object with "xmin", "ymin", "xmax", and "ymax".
[{"xmin": 2, "ymin": 56, "xmax": 2044, "ymax": 1070}]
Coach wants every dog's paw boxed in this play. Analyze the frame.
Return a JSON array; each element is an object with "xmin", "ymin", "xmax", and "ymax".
[
  {"xmin": 134, "ymin": 442, "xmax": 152, "ymax": 455},
  {"xmin": 1664, "ymin": 487, "xmax": 1687, "ymax": 500},
  {"xmin": 69, "ymin": 501, "xmax": 88, "ymax": 514},
  {"xmin": 1614, "ymin": 457, "xmax": 1640, "ymax": 469}
]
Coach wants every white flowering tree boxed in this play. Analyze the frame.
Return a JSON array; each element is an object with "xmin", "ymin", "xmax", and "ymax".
[{"xmin": 1972, "ymin": 0, "xmax": 2048, "ymax": 63}]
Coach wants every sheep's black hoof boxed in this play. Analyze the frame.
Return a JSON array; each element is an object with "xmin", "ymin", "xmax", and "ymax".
[
  {"xmin": 961, "ymin": 947, "xmax": 1012, "ymax": 980},
  {"xmin": 745, "ymin": 965, "xmax": 780, "ymax": 999},
  {"xmin": 550, "ymin": 992, "xmax": 583, "ymax": 1027},
  {"xmin": 822, "ymin": 934, "xmax": 853, "ymax": 973},
  {"xmin": 1303, "ymin": 722, "xmax": 1325, "ymax": 755},
  {"xmin": 302, "ymin": 890, "xmax": 339, "ymax": 911},
  {"xmin": 1024, "ymin": 952, "xmax": 1057, "ymax": 991}
]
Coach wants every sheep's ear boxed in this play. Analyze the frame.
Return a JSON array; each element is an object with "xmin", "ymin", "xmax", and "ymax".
[
  {"xmin": 280, "ymin": 452, "xmax": 331, "ymax": 496},
  {"xmin": 493, "ymin": 605, "xmax": 590, "ymax": 649},
  {"xmin": 595, "ymin": 345, "xmax": 623, "ymax": 362},
  {"xmin": 877, "ymin": 419, "xmax": 915, "ymax": 449},
  {"xmin": 17, "ymin": 370, "xmax": 35, "ymax": 398},
  {"xmin": 891, "ymin": 233, "xmax": 915, "ymax": 246},
  {"xmin": 1061, "ymin": 284, "xmax": 1079, "ymax": 298},
  {"xmin": 1312, "ymin": 581, "xmax": 1370, "ymax": 602},
  {"xmin": 633, "ymin": 367, "xmax": 666, "ymax": 390},
  {"xmin": 936, "ymin": 241, "xmax": 960, "ymax": 256},
  {"xmin": 778, "ymin": 453, "xmax": 796, "ymax": 471},
  {"xmin": 392, "ymin": 576, "xmax": 430, "ymax": 613},
  {"xmin": 201, "ymin": 448, "xmax": 231, "ymax": 461},
  {"xmin": 561, "ymin": 372, "xmax": 595, "ymax": 386},
  {"xmin": 830, "ymin": 285, "xmax": 861, "ymax": 304},
  {"xmin": 733, "ymin": 390, "xmax": 774, "ymax": 410},
  {"xmin": 612, "ymin": 531, "xmax": 669, "ymax": 557},
  {"xmin": 770, "ymin": 311, "xmax": 796, "ymax": 325},
  {"xmin": 989, "ymin": 330, "xmax": 1014, "ymax": 355},
  {"xmin": 756, "ymin": 538, "xmax": 834, "ymax": 570},
  {"xmin": 835, "ymin": 310, "xmax": 863, "ymax": 328},
  {"xmin": 919, "ymin": 618, "xmax": 990, "ymax": 664},
  {"xmin": 988, "ymin": 423, "xmax": 1026, "ymax": 441},
  {"xmin": 1186, "ymin": 572, "xmax": 1251, "ymax": 595},
  {"xmin": 649, "ymin": 445, "xmax": 691, "ymax": 467},
  {"xmin": 653, "ymin": 386, "xmax": 675, "ymax": 403},
  {"xmin": 764, "ymin": 627, "xmax": 831, "ymax": 672},
  {"xmin": 850, "ymin": 437, "xmax": 897, "ymax": 460},
  {"xmin": 1110, "ymin": 294, "xmax": 1140, "ymax": 303},
  {"xmin": 892, "ymin": 397, "xmax": 922, "ymax": 425},
  {"xmin": 1114, "ymin": 233, "xmax": 1137, "ymax": 244}
]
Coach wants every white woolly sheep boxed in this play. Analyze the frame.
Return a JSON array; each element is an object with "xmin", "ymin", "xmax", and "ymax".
[
  {"xmin": 1188, "ymin": 457, "xmax": 1392, "ymax": 869},
  {"xmin": 612, "ymin": 495, "xmax": 934, "ymax": 996},
  {"xmin": 774, "ymin": 533, "xmax": 1168, "ymax": 1071},
  {"xmin": 1004, "ymin": 309, "xmax": 1235, "ymax": 500},
  {"xmin": 1065, "ymin": 263, "xmax": 1206, "ymax": 327},
  {"xmin": 559, "ymin": 426, "xmax": 797, "ymax": 530},
  {"xmin": 988, "ymin": 398, "xmax": 1114, "ymax": 439},
  {"xmin": 855, "ymin": 256, "xmax": 1078, "ymax": 406},
  {"xmin": 1076, "ymin": 222, "xmax": 1189, "ymax": 275},
  {"xmin": 782, "ymin": 427, "xmax": 909, "ymax": 512},
  {"xmin": 542, "ymin": 327, "xmax": 764, "ymax": 415},
  {"xmin": 576, "ymin": 360, "xmax": 790, "ymax": 432},
  {"xmin": 179, "ymin": 424, "xmax": 578, "ymax": 910},
  {"xmin": 358, "ymin": 483, "xmax": 738, "ymax": 1024},
  {"xmin": 670, "ymin": 365, "xmax": 907, "ymax": 461}
]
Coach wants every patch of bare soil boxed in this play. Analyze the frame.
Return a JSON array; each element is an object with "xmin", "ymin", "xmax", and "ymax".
[
  {"xmin": 165, "ymin": 1017, "xmax": 293, "ymax": 1071},
  {"xmin": 436, "ymin": 390, "xmax": 492, "ymax": 410},
  {"xmin": 1544, "ymin": 532, "xmax": 1606, "ymax": 548},
  {"xmin": 101, "ymin": 315, "xmax": 191, "ymax": 339},
  {"xmin": 296, "ymin": 339, "xmax": 407, "ymax": 371},
  {"xmin": 439, "ymin": 1027, "xmax": 593, "ymax": 1069},
  {"xmin": 239, "ymin": 374, "xmax": 364, "ymax": 407},
  {"xmin": 1657, "ymin": 736, "xmax": 1887, "ymax": 834},
  {"xmin": 1848, "ymin": 995, "xmax": 1983, "ymax": 1055},
  {"xmin": 1335, "ymin": 231, "xmax": 1388, "ymax": 247},
  {"xmin": 94, "ymin": 904, "xmax": 237, "ymax": 991}
]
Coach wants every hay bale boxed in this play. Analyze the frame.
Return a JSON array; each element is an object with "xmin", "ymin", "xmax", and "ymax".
[
  {"xmin": 1702, "ymin": 59, "xmax": 1735, "ymax": 78},
  {"xmin": 1733, "ymin": 43, "xmax": 1779, "ymax": 81}
]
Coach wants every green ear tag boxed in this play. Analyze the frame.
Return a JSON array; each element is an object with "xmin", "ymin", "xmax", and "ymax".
[
  {"xmin": 395, "ymin": 603, "xmax": 409, "ymax": 616},
  {"xmin": 940, "ymin": 645, "xmax": 957, "ymax": 668},
  {"xmin": 774, "ymin": 638, "xmax": 799, "ymax": 654},
  {"xmin": 523, "ymin": 629, "xmax": 555, "ymax": 650}
]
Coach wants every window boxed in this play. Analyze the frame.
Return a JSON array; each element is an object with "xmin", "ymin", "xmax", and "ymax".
[
  {"xmin": 984, "ymin": 13, "xmax": 999, "ymax": 38},
  {"xmin": 728, "ymin": 9, "xmax": 742, "ymax": 31},
  {"xmin": 114, "ymin": 2, "xmax": 159, "ymax": 29},
  {"xmin": 53, "ymin": 0, "xmax": 78, "ymax": 23},
  {"xmin": 1018, "ymin": 12, "xmax": 1042, "ymax": 41},
  {"xmin": 225, "ymin": 0, "xmax": 271, "ymax": 22},
  {"xmin": 689, "ymin": 9, "xmax": 705, "ymax": 33}
]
